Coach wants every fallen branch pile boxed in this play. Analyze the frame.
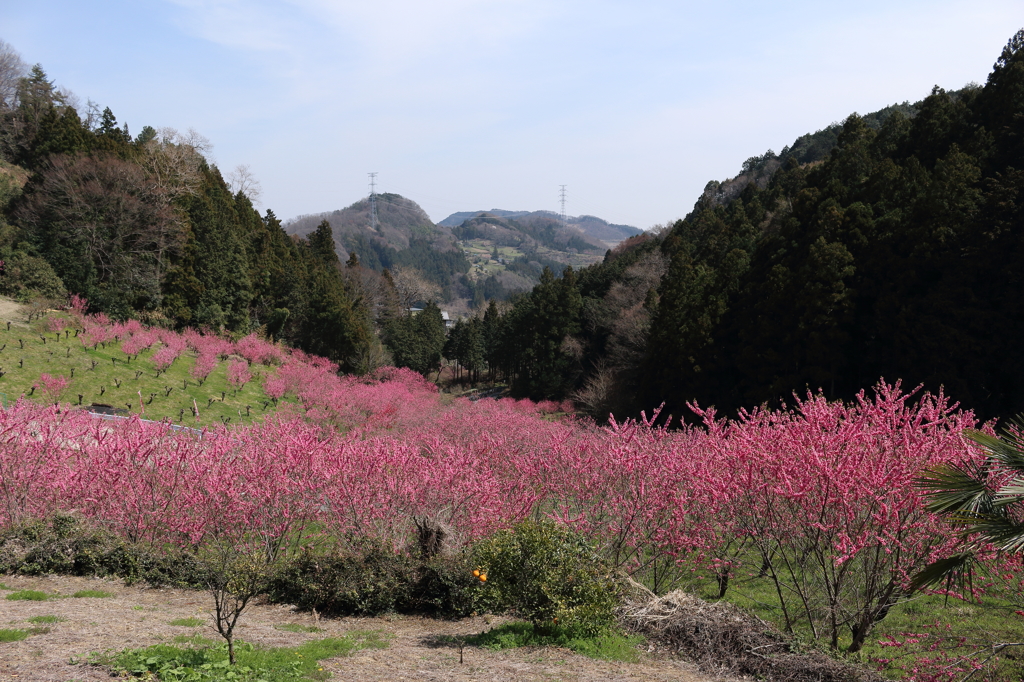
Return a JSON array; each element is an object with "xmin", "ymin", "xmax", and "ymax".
[{"xmin": 619, "ymin": 590, "xmax": 882, "ymax": 682}]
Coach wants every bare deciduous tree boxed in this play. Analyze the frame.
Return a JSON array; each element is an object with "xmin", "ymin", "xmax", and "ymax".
[
  {"xmin": 227, "ymin": 163, "xmax": 262, "ymax": 205},
  {"xmin": 16, "ymin": 153, "xmax": 181, "ymax": 305},
  {"xmin": 137, "ymin": 127, "xmax": 210, "ymax": 201},
  {"xmin": 391, "ymin": 266, "xmax": 441, "ymax": 311},
  {"xmin": 0, "ymin": 39, "xmax": 27, "ymax": 110}
]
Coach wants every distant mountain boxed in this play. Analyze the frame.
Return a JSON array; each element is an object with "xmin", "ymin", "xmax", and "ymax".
[
  {"xmin": 285, "ymin": 193, "xmax": 458, "ymax": 258},
  {"xmin": 439, "ymin": 209, "xmax": 643, "ymax": 246},
  {"xmin": 284, "ymin": 194, "xmax": 470, "ymax": 289},
  {"xmin": 283, "ymin": 196, "xmax": 636, "ymax": 307}
]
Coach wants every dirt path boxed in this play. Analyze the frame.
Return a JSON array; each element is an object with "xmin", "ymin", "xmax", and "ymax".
[{"xmin": 0, "ymin": 575, "xmax": 727, "ymax": 682}]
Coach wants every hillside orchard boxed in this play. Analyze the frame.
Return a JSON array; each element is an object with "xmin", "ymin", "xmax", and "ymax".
[{"xmin": 0, "ymin": 306, "xmax": 1019, "ymax": 678}]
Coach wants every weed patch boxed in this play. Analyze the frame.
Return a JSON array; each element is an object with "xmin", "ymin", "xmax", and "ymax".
[
  {"xmin": 459, "ymin": 621, "xmax": 643, "ymax": 663},
  {"xmin": 108, "ymin": 631, "xmax": 389, "ymax": 681},
  {"xmin": 169, "ymin": 617, "xmax": 205, "ymax": 627},
  {"xmin": 171, "ymin": 633, "xmax": 216, "ymax": 647},
  {"xmin": 72, "ymin": 589, "xmax": 112, "ymax": 598},
  {"xmin": 27, "ymin": 615, "xmax": 65, "ymax": 624},
  {"xmin": 5, "ymin": 589, "xmax": 49, "ymax": 601},
  {"xmin": 273, "ymin": 623, "xmax": 322, "ymax": 633},
  {"xmin": 0, "ymin": 628, "xmax": 28, "ymax": 642}
]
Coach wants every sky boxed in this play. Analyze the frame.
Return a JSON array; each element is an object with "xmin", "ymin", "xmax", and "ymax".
[{"xmin": 1, "ymin": 1, "xmax": 1020, "ymax": 229}]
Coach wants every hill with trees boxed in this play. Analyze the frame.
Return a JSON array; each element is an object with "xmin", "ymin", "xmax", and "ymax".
[
  {"xmin": 284, "ymin": 195, "xmax": 471, "ymax": 294},
  {"xmin": 478, "ymin": 29, "xmax": 1024, "ymax": 425},
  {"xmin": 439, "ymin": 209, "xmax": 642, "ymax": 246},
  {"xmin": 2, "ymin": 28, "xmax": 1023, "ymax": 426},
  {"xmin": 0, "ymin": 42, "xmax": 380, "ymax": 373}
]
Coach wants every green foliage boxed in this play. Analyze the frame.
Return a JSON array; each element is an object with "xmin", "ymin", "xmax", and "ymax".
[
  {"xmin": 5, "ymin": 589, "xmax": 49, "ymax": 601},
  {"xmin": 0, "ymin": 628, "xmax": 29, "ymax": 642},
  {"xmin": 110, "ymin": 633, "xmax": 388, "ymax": 681},
  {"xmin": 0, "ymin": 514, "xmax": 205, "ymax": 588},
  {"xmin": 268, "ymin": 541, "xmax": 479, "ymax": 619},
  {"xmin": 472, "ymin": 520, "xmax": 622, "ymax": 638},
  {"xmin": 383, "ymin": 302, "xmax": 446, "ymax": 376},
  {"xmin": 410, "ymin": 553, "xmax": 481, "ymax": 619},
  {"xmin": 72, "ymin": 589, "xmax": 112, "ymax": 598},
  {"xmin": 461, "ymin": 621, "xmax": 643, "ymax": 662},
  {"xmin": 0, "ymin": 250, "xmax": 66, "ymax": 301},
  {"xmin": 170, "ymin": 617, "xmax": 207, "ymax": 627},
  {"xmin": 489, "ymin": 266, "xmax": 583, "ymax": 400},
  {"xmin": 268, "ymin": 541, "xmax": 415, "ymax": 617}
]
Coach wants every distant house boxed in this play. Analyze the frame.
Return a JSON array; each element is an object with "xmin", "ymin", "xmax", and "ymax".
[{"xmin": 406, "ymin": 307, "xmax": 454, "ymax": 330}]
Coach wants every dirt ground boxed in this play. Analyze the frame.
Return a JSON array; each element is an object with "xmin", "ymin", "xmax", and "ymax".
[{"xmin": 0, "ymin": 575, "xmax": 730, "ymax": 682}]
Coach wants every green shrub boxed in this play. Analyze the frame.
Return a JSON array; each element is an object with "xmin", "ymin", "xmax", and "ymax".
[
  {"xmin": 472, "ymin": 520, "xmax": 623, "ymax": 638},
  {"xmin": 267, "ymin": 539, "xmax": 481, "ymax": 619},
  {"xmin": 5, "ymin": 589, "xmax": 49, "ymax": 601},
  {"xmin": 408, "ymin": 552, "xmax": 481, "ymax": 618},
  {"xmin": 268, "ymin": 539, "xmax": 416, "ymax": 617},
  {"xmin": 0, "ymin": 514, "xmax": 204, "ymax": 588},
  {"xmin": 0, "ymin": 251, "xmax": 66, "ymax": 302}
]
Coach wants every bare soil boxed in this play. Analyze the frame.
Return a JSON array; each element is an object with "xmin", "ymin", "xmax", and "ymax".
[{"xmin": 0, "ymin": 575, "xmax": 728, "ymax": 682}]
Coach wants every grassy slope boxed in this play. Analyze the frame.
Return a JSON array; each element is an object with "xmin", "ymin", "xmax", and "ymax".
[
  {"xmin": 459, "ymin": 238, "xmax": 603, "ymax": 281},
  {"xmin": 0, "ymin": 300, "xmax": 293, "ymax": 428},
  {"xmin": 676, "ymin": 555, "xmax": 1024, "ymax": 680}
]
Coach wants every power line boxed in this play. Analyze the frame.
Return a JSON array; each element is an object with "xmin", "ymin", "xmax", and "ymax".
[
  {"xmin": 559, "ymin": 185, "xmax": 568, "ymax": 229},
  {"xmin": 368, "ymin": 172, "xmax": 378, "ymax": 232}
]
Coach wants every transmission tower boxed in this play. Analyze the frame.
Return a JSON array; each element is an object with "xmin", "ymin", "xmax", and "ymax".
[
  {"xmin": 559, "ymin": 185, "xmax": 568, "ymax": 229},
  {"xmin": 368, "ymin": 172, "xmax": 379, "ymax": 231}
]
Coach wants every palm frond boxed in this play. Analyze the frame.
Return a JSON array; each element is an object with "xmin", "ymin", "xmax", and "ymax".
[
  {"xmin": 918, "ymin": 462, "xmax": 996, "ymax": 516},
  {"xmin": 966, "ymin": 428, "xmax": 1024, "ymax": 473},
  {"xmin": 910, "ymin": 552, "xmax": 976, "ymax": 593},
  {"xmin": 969, "ymin": 515, "xmax": 1024, "ymax": 553}
]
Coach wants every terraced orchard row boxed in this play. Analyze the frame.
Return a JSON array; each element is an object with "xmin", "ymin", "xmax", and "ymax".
[{"xmin": 1, "ymin": 302, "xmax": 1022, "ymax": 680}]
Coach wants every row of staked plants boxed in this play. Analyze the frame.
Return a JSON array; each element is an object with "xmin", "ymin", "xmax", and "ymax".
[{"xmin": 2, "ymin": 305, "xmax": 1024, "ymax": 679}]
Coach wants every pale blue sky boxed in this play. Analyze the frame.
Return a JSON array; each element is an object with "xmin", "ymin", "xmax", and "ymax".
[{"xmin": 1, "ymin": 1, "xmax": 1019, "ymax": 229}]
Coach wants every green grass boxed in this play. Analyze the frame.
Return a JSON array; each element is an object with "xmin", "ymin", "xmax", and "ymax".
[
  {"xmin": 0, "ymin": 309, "xmax": 297, "ymax": 428},
  {"xmin": 27, "ymin": 615, "xmax": 65, "ymax": 624},
  {"xmin": 273, "ymin": 623, "xmax": 323, "ymax": 633},
  {"xmin": 172, "ymin": 633, "xmax": 216, "ymax": 647},
  {"xmin": 169, "ymin": 617, "xmax": 206, "ymax": 627},
  {"xmin": 669, "ymin": 554, "xmax": 1024, "ymax": 681},
  {"xmin": 5, "ymin": 589, "xmax": 49, "ymax": 601},
  {"xmin": 460, "ymin": 622, "xmax": 643, "ymax": 663},
  {"xmin": 0, "ymin": 628, "xmax": 28, "ymax": 642},
  {"xmin": 110, "ymin": 630, "xmax": 390, "ymax": 681},
  {"xmin": 72, "ymin": 589, "xmax": 112, "ymax": 598}
]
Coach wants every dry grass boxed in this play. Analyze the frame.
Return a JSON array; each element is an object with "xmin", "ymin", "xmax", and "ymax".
[
  {"xmin": 0, "ymin": 575, "xmax": 728, "ymax": 681},
  {"xmin": 619, "ymin": 590, "xmax": 881, "ymax": 682}
]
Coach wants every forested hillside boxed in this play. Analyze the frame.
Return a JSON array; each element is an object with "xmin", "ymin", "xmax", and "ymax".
[
  {"xmin": 2, "ymin": 29, "xmax": 1022, "ymax": 425},
  {"xmin": 284, "ymin": 198, "xmax": 627, "ymax": 307},
  {"xmin": 0, "ymin": 45, "xmax": 381, "ymax": 372},
  {"xmin": 284, "ymin": 195, "xmax": 471, "ymax": 298},
  {"xmin": 476, "ymin": 30, "xmax": 1024, "ymax": 423},
  {"xmin": 439, "ymin": 208, "xmax": 642, "ymax": 245}
]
